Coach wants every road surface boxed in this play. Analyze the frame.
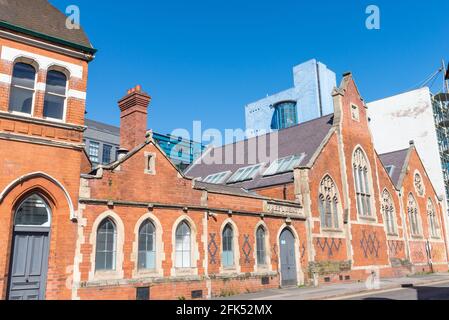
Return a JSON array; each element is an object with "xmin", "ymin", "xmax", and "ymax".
[{"xmin": 335, "ymin": 280, "xmax": 449, "ymax": 300}]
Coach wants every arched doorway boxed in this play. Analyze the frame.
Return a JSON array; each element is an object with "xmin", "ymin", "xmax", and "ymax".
[
  {"xmin": 7, "ymin": 194, "xmax": 51, "ymax": 300},
  {"xmin": 279, "ymin": 228, "xmax": 297, "ymax": 287}
]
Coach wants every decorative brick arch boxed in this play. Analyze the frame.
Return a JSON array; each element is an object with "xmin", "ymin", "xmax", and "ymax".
[
  {"xmin": 0, "ymin": 171, "xmax": 75, "ymax": 220},
  {"xmin": 0, "ymin": 172, "xmax": 74, "ymax": 300}
]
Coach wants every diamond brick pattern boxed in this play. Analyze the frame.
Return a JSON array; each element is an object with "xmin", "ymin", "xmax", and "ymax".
[
  {"xmin": 316, "ymin": 238, "xmax": 343, "ymax": 257},
  {"xmin": 242, "ymin": 235, "xmax": 252, "ymax": 264},
  {"xmin": 208, "ymin": 233, "xmax": 218, "ymax": 264},
  {"xmin": 360, "ymin": 231, "xmax": 380, "ymax": 258}
]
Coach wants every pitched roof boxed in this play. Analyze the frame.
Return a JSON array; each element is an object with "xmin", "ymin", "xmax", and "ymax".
[
  {"xmin": 0, "ymin": 0, "xmax": 94, "ymax": 52},
  {"xmin": 85, "ymin": 119, "xmax": 120, "ymax": 136},
  {"xmin": 185, "ymin": 114, "xmax": 334, "ymax": 189},
  {"xmin": 379, "ymin": 148, "xmax": 409, "ymax": 186}
]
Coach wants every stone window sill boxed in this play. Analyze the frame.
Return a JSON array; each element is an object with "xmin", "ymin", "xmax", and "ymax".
[
  {"xmin": 321, "ymin": 228, "xmax": 343, "ymax": 233},
  {"xmin": 134, "ymin": 269, "xmax": 162, "ymax": 278},
  {"xmin": 358, "ymin": 216, "xmax": 376, "ymax": 222},
  {"xmin": 411, "ymin": 234, "xmax": 424, "ymax": 240},
  {"xmin": 92, "ymin": 270, "xmax": 123, "ymax": 281},
  {"xmin": 387, "ymin": 232, "xmax": 399, "ymax": 237},
  {"xmin": 173, "ymin": 267, "xmax": 198, "ymax": 277}
]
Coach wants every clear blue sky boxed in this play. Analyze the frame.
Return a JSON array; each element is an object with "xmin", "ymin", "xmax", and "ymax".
[{"xmin": 51, "ymin": 0, "xmax": 449, "ymax": 137}]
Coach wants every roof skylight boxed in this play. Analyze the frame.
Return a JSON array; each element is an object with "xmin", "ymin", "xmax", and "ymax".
[
  {"xmin": 226, "ymin": 164, "xmax": 262, "ymax": 184},
  {"xmin": 263, "ymin": 154, "xmax": 305, "ymax": 176},
  {"xmin": 203, "ymin": 171, "xmax": 230, "ymax": 184}
]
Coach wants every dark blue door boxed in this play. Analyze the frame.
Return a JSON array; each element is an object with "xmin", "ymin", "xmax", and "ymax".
[
  {"xmin": 280, "ymin": 229, "xmax": 297, "ymax": 287},
  {"xmin": 8, "ymin": 229, "xmax": 50, "ymax": 300}
]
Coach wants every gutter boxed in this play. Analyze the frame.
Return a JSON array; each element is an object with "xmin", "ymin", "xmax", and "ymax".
[{"xmin": 0, "ymin": 21, "xmax": 97, "ymax": 56}]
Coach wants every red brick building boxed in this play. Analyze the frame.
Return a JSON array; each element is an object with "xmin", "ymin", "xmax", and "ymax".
[{"xmin": 0, "ymin": 0, "xmax": 448, "ymax": 300}]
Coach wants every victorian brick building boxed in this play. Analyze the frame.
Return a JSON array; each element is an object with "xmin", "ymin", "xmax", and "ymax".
[{"xmin": 0, "ymin": 0, "xmax": 448, "ymax": 300}]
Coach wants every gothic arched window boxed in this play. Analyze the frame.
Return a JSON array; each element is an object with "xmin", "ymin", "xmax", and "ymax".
[
  {"xmin": 381, "ymin": 190, "xmax": 396, "ymax": 235},
  {"xmin": 95, "ymin": 218, "xmax": 117, "ymax": 271},
  {"xmin": 138, "ymin": 219, "xmax": 156, "ymax": 270},
  {"xmin": 318, "ymin": 175, "xmax": 340, "ymax": 229},
  {"xmin": 414, "ymin": 172, "xmax": 425, "ymax": 197},
  {"xmin": 407, "ymin": 194, "xmax": 421, "ymax": 236},
  {"xmin": 353, "ymin": 148, "xmax": 373, "ymax": 217},
  {"xmin": 427, "ymin": 199, "xmax": 440, "ymax": 238},
  {"xmin": 222, "ymin": 224, "xmax": 234, "ymax": 267},
  {"xmin": 256, "ymin": 226, "xmax": 266, "ymax": 266}
]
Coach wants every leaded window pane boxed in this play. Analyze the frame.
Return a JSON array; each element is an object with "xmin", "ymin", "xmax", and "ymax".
[
  {"xmin": 256, "ymin": 227, "xmax": 266, "ymax": 265},
  {"xmin": 95, "ymin": 218, "xmax": 116, "ymax": 271},
  {"xmin": 14, "ymin": 194, "xmax": 50, "ymax": 227},
  {"xmin": 138, "ymin": 220, "xmax": 156, "ymax": 270},
  {"xmin": 175, "ymin": 222, "xmax": 191, "ymax": 268},
  {"xmin": 319, "ymin": 175, "xmax": 341, "ymax": 230},
  {"xmin": 353, "ymin": 149, "xmax": 373, "ymax": 217},
  {"xmin": 222, "ymin": 225, "xmax": 234, "ymax": 267}
]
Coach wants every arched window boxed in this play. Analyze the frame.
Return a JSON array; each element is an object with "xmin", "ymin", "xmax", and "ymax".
[
  {"xmin": 414, "ymin": 172, "xmax": 425, "ymax": 196},
  {"xmin": 271, "ymin": 101, "xmax": 298, "ymax": 130},
  {"xmin": 318, "ymin": 175, "xmax": 340, "ymax": 229},
  {"xmin": 138, "ymin": 220, "xmax": 156, "ymax": 270},
  {"xmin": 256, "ymin": 226, "xmax": 266, "ymax": 265},
  {"xmin": 175, "ymin": 221, "xmax": 191, "ymax": 268},
  {"xmin": 353, "ymin": 148, "xmax": 372, "ymax": 217},
  {"xmin": 8, "ymin": 62, "xmax": 36, "ymax": 115},
  {"xmin": 222, "ymin": 224, "xmax": 234, "ymax": 267},
  {"xmin": 381, "ymin": 190, "xmax": 396, "ymax": 235},
  {"xmin": 14, "ymin": 194, "xmax": 51, "ymax": 227},
  {"xmin": 427, "ymin": 199, "xmax": 440, "ymax": 238},
  {"xmin": 407, "ymin": 194, "xmax": 421, "ymax": 236},
  {"xmin": 43, "ymin": 70, "xmax": 67, "ymax": 120},
  {"xmin": 95, "ymin": 218, "xmax": 117, "ymax": 271}
]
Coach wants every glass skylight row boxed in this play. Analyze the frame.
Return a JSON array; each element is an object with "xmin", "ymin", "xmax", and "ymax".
[
  {"xmin": 203, "ymin": 171, "xmax": 230, "ymax": 184},
  {"xmin": 263, "ymin": 154, "xmax": 304, "ymax": 176},
  {"xmin": 227, "ymin": 164, "xmax": 262, "ymax": 184}
]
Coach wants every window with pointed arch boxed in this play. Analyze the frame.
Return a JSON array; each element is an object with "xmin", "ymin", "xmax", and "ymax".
[
  {"xmin": 256, "ymin": 226, "xmax": 266, "ymax": 266},
  {"xmin": 222, "ymin": 224, "xmax": 234, "ymax": 267},
  {"xmin": 318, "ymin": 175, "xmax": 340, "ymax": 229},
  {"xmin": 414, "ymin": 172, "xmax": 425, "ymax": 197},
  {"xmin": 95, "ymin": 218, "xmax": 117, "ymax": 271},
  {"xmin": 353, "ymin": 148, "xmax": 373, "ymax": 217},
  {"xmin": 427, "ymin": 199, "xmax": 440, "ymax": 238},
  {"xmin": 407, "ymin": 194, "xmax": 421, "ymax": 236},
  {"xmin": 138, "ymin": 219, "xmax": 156, "ymax": 270},
  {"xmin": 175, "ymin": 221, "xmax": 191, "ymax": 268},
  {"xmin": 381, "ymin": 190, "xmax": 396, "ymax": 235}
]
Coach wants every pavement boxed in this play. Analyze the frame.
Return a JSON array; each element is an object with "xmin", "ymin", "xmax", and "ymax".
[{"xmin": 215, "ymin": 273, "xmax": 449, "ymax": 300}]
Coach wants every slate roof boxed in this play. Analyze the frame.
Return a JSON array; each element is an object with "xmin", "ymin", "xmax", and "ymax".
[
  {"xmin": 379, "ymin": 148, "xmax": 409, "ymax": 187},
  {"xmin": 85, "ymin": 119, "xmax": 120, "ymax": 136},
  {"xmin": 185, "ymin": 114, "xmax": 334, "ymax": 190},
  {"xmin": 0, "ymin": 0, "xmax": 93, "ymax": 51}
]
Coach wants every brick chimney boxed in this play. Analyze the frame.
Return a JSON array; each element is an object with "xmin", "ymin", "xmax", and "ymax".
[{"xmin": 118, "ymin": 85, "xmax": 151, "ymax": 151}]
